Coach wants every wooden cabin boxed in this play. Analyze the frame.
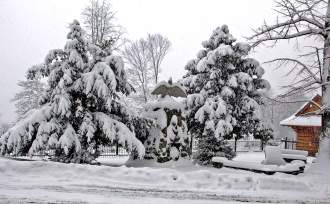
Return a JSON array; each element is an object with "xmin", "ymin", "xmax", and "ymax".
[{"xmin": 280, "ymin": 94, "xmax": 321, "ymax": 156}]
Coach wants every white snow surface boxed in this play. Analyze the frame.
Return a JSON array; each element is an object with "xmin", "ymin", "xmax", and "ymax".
[
  {"xmin": 144, "ymin": 95, "xmax": 184, "ymax": 111},
  {"xmin": 263, "ymin": 146, "xmax": 286, "ymax": 166},
  {"xmin": 281, "ymin": 149, "xmax": 309, "ymax": 157},
  {"xmin": 0, "ymin": 153, "xmax": 329, "ymax": 203},
  {"xmin": 212, "ymin": 157, "xmax": 301, "ymax": 172},
  {"xmin": 280, "ymin": 115, "xmax": 321, "ymax": 127}
]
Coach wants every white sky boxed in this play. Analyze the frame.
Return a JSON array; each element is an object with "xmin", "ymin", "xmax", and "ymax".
[{"xmin": 0, "ymin": 0, "xmax": 310, "ymax": 122}]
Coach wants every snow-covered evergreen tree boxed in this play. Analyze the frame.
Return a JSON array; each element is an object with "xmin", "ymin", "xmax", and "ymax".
[
  {"xmin": 0, "ymin": 20, "xmax": 144, "ymax": 163},
  {"xmin": 182, "ymin": 25, "xmax": 270, "ymax": 164},
  {"xmin": 167, "ymin": 115, "xmax": 190, "ymax": 160},
  {"xmin": 11, "ymin": 78, "xmax": 45, "ymax": 121}
]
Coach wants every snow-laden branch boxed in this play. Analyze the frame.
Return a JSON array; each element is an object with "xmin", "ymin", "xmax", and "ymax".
[
  {"xmin": 94, "ymin": 112, "xmax": 145, "ymax": 158},
  {"xmin": 250, "ymin": 28, "xmax": 324, "ymax": 47},
  {"xmin": 262, "ymin": 94, "xmax": 322, "ymax": 109},
  {"xmin": 265, "ymin": 58, "xmax": 322, "ymax": 83},
  {"xmin": 249, "ymin": 0, "xmax": 327, "ymax": 47}
]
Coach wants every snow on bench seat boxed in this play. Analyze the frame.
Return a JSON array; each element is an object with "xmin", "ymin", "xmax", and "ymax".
[
  {"xmin": 263, "ymin": 146, "xmax": 307, "ymax": 164},
  {"xmin": 281, "ymin": 149, "xmax": 308, "ymax": 157},
  {"xmin": 282, "ymin": 154, "xmax": 307, "ymax": 163},
  {"xmin": 211, "ymin": 146, "xmax": 306, "ymax": 175},
  {"xmin": 211, "ymin": 157, "xmax": 302, "ymax": 175},
  {"xmin": 280, "ymin": 149, "xmax": 308, "ymax": 163}
]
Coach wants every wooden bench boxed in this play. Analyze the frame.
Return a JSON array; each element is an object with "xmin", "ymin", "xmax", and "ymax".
[{"xmin": 212, "ymin": 146, "xmax": 305, "ymax": 175}]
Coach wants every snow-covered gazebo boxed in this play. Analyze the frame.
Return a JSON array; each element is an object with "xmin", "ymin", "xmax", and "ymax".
[{"xmin": 280, "ymin": 94, "xmax": 321, "ymax": 156}]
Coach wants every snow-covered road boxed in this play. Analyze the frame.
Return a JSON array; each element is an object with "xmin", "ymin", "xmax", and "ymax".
[
  {"xmin": 0, "ymin": 157, "xmax": 329, "ymax": 204},
  {"xmin": 0, "ymin": 183, "xmax": 306, "ymax": 204}
]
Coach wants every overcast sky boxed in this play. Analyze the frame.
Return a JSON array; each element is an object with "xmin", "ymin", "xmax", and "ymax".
[{"xmin": 0, "ymin": 0, "xmax": 308, "ymax": 123}]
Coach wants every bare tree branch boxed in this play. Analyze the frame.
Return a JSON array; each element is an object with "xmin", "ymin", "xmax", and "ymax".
[
  {"xmin": 122, "ymin": 39, "xmax": 152, "ymax": 103},
  {"xmin": 82, "ymin": 0, "xmax": 124, "ymax": 52},
  {"xmin": 262, "ymin": 94, "xmax": 322, "ymax": 109},
  {"xmin": 248, "ymin": 0, "xmax": 327, "ymax": 47},
  {"xmin": 265, "ymin": 57, "xmax": 322, "ymax": 82},
  {"xmin": 146, "ymin": 34, "xmax": 171, "ymax": 84}
]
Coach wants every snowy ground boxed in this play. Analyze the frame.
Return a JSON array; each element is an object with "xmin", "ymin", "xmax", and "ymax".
[{"xmin": 0, "ymin": 153, "xmax": 329, "ymax": 204}]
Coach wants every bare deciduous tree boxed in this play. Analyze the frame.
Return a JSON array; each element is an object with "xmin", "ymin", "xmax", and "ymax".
[
  {"xmin": 0, "ymin": 122, "xmax": 11, "ymax": 136},
  {"xmin": 146, "ymin": 34, "xmax": 171, "ymax": 84},
  {"xmin": 248, "ymin": 0, "xmax": 330, "ymax": 141},
  {"xmin": 11, "ymin": 79, "xmax": 45, "ymax": 121},
  {"xmin": 82, "ymin": 0, "xmax": 124, "ymax": 52},
  {"xmin": 123, "ymin": 39, "xmax": 152, "ymax": 103},
  {"xmin": 123, "ymin": 34, "xmax": 171, "ymax": 103},
  {"xmin": 265, "ymin": 49, "xmax": 323, "ymax": 98}
]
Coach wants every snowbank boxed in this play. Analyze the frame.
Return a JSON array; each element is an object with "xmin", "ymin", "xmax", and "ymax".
[{"xmin": 0, "ymin": 157, "xmax": 329, "ymax": 203}]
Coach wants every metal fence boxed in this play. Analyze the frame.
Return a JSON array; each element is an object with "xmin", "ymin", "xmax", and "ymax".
[
  {"xmin": 4, "ymin": 149, "xmax": 56, "ymax": 160},
  {"xmin": 227, "ymin": 139, "xmax": 263, "ymax": 152},
  {"xmin": 98, "ymin": 145, "xmax": 129, "ymax": 157},
  {"xmin": 280, "ymin": 137, "xmax": 319, "ymax": 156},
  {"xmin": 4, "ymin": 145, "xmax": 129, "ymax": 160},
  {"xmin": 192, "ymin": 139, "xmax": 264, "ymax": 152}
]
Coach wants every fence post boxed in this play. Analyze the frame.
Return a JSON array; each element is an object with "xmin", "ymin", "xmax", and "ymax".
[
  {"xmin": 234, "ymin": 138, "xmax": 237, "ymax": 152},
  {"xmin": 190, "ymin": 135, "xmax": 193, "ymax": 156},
  {"xmin": 116, "ymin": 141, "xmax": 119, "ymax": 156},
  {"xmin": 285, "ymin": 137, "xmax": 288, "ymax": 149}
]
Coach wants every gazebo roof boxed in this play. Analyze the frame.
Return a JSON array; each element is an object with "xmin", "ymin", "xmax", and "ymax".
[
  {"xmin": 280, "ymin": 94, "xmax": 321, "ymax": 127},
  {"xmin": 151, "ymin": 79, "xmax": 187, "ymax": 98}
]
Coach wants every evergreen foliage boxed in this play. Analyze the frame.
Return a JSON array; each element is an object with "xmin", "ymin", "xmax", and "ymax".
[
  {"xmin": 182, "ymin": 25, "xmax": 270, "ymax": 164},
  {"xmin": 0, "ymin": 20, "xmax": 144, "ymax": 163}
]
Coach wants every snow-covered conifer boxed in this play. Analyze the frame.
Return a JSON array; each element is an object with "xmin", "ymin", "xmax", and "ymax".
[
  {"xmin": 0, "ymin": 20, "xmax": 144, "ymax": 163},
  {"xmin": 182, "ymin": 25, "xmax": 270, "ymax": 164}
]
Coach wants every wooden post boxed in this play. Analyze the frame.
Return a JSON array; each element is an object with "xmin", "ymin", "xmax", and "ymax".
[{"xmin": 234, "ymin": 137, "xmax": 237, "ymax": 152}]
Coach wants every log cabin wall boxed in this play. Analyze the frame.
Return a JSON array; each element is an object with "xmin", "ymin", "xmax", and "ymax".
[
  {"xmin": 292, "ymin": 126, "xmax": 320, "ymax": 156},
  {"xmin": 280, "ymin": 94, "xmax": 321, "ymax": 156}
]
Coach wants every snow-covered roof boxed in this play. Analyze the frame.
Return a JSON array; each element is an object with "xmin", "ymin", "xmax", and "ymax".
[
  {"xmin": 280, "ymin": 94, "xmax": 322, "ymax": 127},
  {"xmin": 151, "ymin": 80, "xmax": 187, "ymax": 98},
  {"xmin": 280, "ymin": 115, "xmax": 321, "ymax": 127},
  {"xmin": 144, "ymin": 95, "xmax": 184, "ymax": 112}
]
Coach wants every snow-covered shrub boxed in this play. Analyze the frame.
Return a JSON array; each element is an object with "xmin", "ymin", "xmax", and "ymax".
[
  {"xmin": 182, "ymin": 25, "xmax": 270, "ymax": 165},
  {"xmin": 143, "ymin": 95, "xmax": 191, "ymax": 162},
  {"xmin": 0, "ymin": 20, "xmax": 144, "ymax": 163}
]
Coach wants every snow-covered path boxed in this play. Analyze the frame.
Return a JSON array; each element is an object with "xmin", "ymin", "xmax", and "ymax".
[{"xmin": 0, "ymin": 157, "xmax": 329, "ymax": 204}]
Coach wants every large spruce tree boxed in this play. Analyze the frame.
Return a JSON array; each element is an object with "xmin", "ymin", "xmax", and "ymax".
[
  {"xmin": 0, "ymin": 20, "xmax": 144, "ymax": 163},
  {"xmin": 182, "ymin": 25, "xmax": 270, "ymax": 164}
]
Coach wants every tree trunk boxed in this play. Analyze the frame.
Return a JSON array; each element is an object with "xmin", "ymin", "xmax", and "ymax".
[
  {"xmin": 322, "ymin": 1, "xmax": 330, "ymax": 140},
  {"xmin": 318, "ymin": 0, "xmax": 330, "ymax": 164}
]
